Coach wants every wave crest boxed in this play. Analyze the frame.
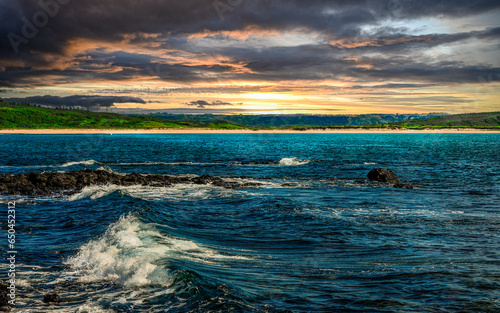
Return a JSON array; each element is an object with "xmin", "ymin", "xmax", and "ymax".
[
  {"xmin": 61, "ymin": 160, "xmax": 99, "ymax": 167},
  {"xmin": 279, "ymin": 157, "xmax": 310, "ymax": 166},
  {"xmin": 67, "ymin": 183, "xmax": 257, "ymax": 202},
  {"xmin": 65, "ymin": 214, "xmax": 168, "ymax": 287},
  {"xmin": 64, "ymin": 214, "xmax": 253, "ymax": 287}
]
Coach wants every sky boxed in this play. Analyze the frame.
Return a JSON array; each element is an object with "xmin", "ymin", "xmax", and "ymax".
[{"xmin": 0, "ymin": 0, "xmax": 499, "ymax": 114}]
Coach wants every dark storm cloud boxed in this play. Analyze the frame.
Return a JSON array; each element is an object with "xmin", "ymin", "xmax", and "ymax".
[
  {"xmin": 0, "ymin": 0, "xmax": 500, "ymax": 87},
  {"xmin": 0, "ymin": 62, "xmax": 222, "ymax": 87},
  {"xmin": 384, "ymin": 0, "xmax": 500, "ymax": 18},
  {"xmin": 5, "ymin": 95, "xmax": 146, "ymax": 108},
  {"xmin": 223, "ymin": 44, "xmax": 500, "ymax": 84},
  {"xmin": 2, "ymin": 42, "xmax": 499, "ymax": 87},
  {"xmin": 350, "ymin": 83, "xmax": 438, "ymax": 89},
  {"xmin": 2, "ymin": 0, "xmax": 499, "ymax": 58},
  {"xmin": 186, "ymin": 100, "xmax": 236, "ymax": 108},
  {"xmin": 330, "ymin": 27, "xmax": 500, "ymax": 51},
  {"xmin": 351, "ymin": 63, "xmax": 500, "ymax": 84}
]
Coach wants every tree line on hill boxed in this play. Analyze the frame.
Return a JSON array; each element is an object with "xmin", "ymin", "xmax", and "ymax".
[{"xmin": 146, "ymin": 113, "xmax": 448, "ymax": 127}]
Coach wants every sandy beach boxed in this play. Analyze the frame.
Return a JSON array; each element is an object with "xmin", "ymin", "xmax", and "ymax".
[{"xmin": 0, "ymin": 128, "xmax": 498, "ymax": 134}]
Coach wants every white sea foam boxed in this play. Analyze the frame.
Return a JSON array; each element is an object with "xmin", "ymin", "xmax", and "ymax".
[
  {"xmin": 225, "ymin": 177, "xmax": 297, "ymax": 189},
  {"xmin": 363, "ymin": 162, "xmax": 378, "ymax": 165},
  {"xmin": 61, "ymin": 160, "xmax": 99, "ymax": 167},
  {"xmin": 61, "ymin": 159, "xmax": 310, "ymax": 168},
  {"xmin": 325, "ymin": 206, "xmax": 466, "ymax": 222},
  {"xmin": 75, "ymin": 304, "xmax": 115, "ymax": 313},
  {"xmin": 64, "ymin": 214, "xmax": 253, "ymax": 287},
  {"xmin": 64, "ymin": 214, "xmax": 171, "ymax": 287},
  {"xmin": 279, "ymin": 157, "xmax": 310, "ymax": 166},
  {"xmin": 68, "ymin": 184, "xmax": 130, "ymax": 201},
  {"xmin": 115, "ymin": 161, "xmax": 225, "ymax": 166},
  {"xmin": 96, "ymin": 165, "xmax": 126, "ymax": 175},
  {"xmin": 68, "ymin": 182, "xmax": 263, "ymax": 202}
]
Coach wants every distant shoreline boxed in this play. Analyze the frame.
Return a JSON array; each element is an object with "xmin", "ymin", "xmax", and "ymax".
[{"xmin": 1, "ymin": 128, "xmax": 499, "ymax": 134}]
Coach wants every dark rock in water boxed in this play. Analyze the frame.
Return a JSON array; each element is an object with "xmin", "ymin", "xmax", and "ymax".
[
  {"xmin": 216, "ymin": 181, "xmax": 240, "ymax": 189},
  {"xmin": 191, "ymin": 174, "xmax": 220, "ymax": 185},
  {"xmin": 0, "ymin": 170, "xmax": 270, "ymax": 196},
  {"xmin": 240, "ymin": 182, "xmax": 264, "ymax": 188},
  {"xmin": 467, "ymin": 190, "xmax": 490, "ymax": 196},
  {"xmin": 367, "ymin": 168, "xmax": 400, "ymax": 184},
  {"xmin": 367, "ymin": 168, "xmax": 416, "ymax": 189},
  {"xmin": 28, "ymin": 172, "xmax": 47, "ymax": 184},
  {"xmin": 43, "ymin": 293, "xmax": 61, "ymax": 304},
  {"xmin": 0, "ymin": 281, "xmax": 12, "ymax": 311},
  {"xmin": 121, "ymin": 172, "xmax": 147, "ymax": 185},
  {"xmin": 393, "ymin": 183, "xmax": 413, "ymax": 189}
]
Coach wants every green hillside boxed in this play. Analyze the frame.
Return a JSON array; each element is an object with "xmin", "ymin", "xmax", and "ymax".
[
  {"xmin": 1, "ymin": 102, "xmax": 498, "ymax": 131},
  {"xmin": 148, "ymin": 112, "xmax": 446, "ymax": 127},
  {"xmin": 387, "ymin": 112, "xmax": 500, "ymax": 130},
  {"xmin": 0, "ymin": 102, "xmax": 250, "ymax": 130}
]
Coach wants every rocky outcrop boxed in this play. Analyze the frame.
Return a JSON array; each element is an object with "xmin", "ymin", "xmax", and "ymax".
[
  {"xmin": 367, "ymin": 168, "xmax": 415, "ymax": 189},
  {"xmin": 43, "ymin": 293, "xmax": 61, "ymax": 304},
  {"xmin": 0, "ymin": 170, "xmax": 264, "ymax": 196},
  {"xmin": 0, "ymin": 282, "xmax": 12, "ymax": 311},
  {"xmin": 367, "ymin": 168, "xmax": 400, "ymax": 184},
  {"xmin": 393, "ymin": 183, "xmax": 413, "ymax": 189}
]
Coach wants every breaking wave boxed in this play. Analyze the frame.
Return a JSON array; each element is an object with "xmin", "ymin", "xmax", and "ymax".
[
  {"xmin": 67, "ymin": 183, "xmax": 260, "ymax": 202},
  {"xmin": 61, "ymin": 160, "xmax": 99, "ymax": 167},
  {"xmin": 64, "ymin": 214, "xmax": 253, "ymax": 287},
  {"xmin": 279, "ymin": 157, "xmax": 310, "ymax": 166},
  {"xmin": 54, "ymin": 159, "xmax": 312, "ymax": 169}
]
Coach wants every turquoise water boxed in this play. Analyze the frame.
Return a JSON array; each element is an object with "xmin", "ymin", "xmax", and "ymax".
[{"xmin": 1, "ymin": 133, "xmax": 499, "ymax": 312}]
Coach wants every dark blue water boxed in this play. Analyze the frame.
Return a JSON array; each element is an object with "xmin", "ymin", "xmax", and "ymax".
[{"xmin": 1, "ymin": 133, "xmax": 499, "ymax": 312}]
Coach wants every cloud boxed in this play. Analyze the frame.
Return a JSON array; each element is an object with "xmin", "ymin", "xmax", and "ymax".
[
  {"xmin": 2, "ymin": 0, "xmax": 499, "ymax": 66},
  {"xmin": 186, "ymin": 100, "xmax": 237, "ymax": 108},
  {"xmin": 110, "ymin": 108, "xmax": 253, "ymax": 115},
  {"xmin": 0, "ymin": 0, "xmax": 499, "ymax": 113},
  {"xmin": 330, "ymin": 27, "xmax": 500, "ymax": 50},
  {"xmin": 350, "ymin": 83, "xmax": 438, "ymax": 89},
  {"xmin": 5, "ymin": 95, "xmax": 146, "ymax": 109}
]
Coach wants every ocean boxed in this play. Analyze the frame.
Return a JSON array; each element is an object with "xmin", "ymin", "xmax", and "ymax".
[{"xmin": 1, "ymin": 133, "xmax": 499, "ymax": 312}]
